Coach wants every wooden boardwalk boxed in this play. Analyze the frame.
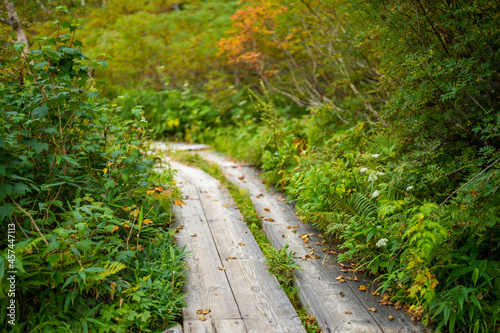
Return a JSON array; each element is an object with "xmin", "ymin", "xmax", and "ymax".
[
  {"xmin": 168, "ymin": 159, "xmax": 305, "ymax": 333},
  {"xmin": 200, "ymin": 151, "xmax": 426, "ymax": 333},
  {"xmin": 155, "ymin": 142, "xmax": 426, "ymax": 333}
]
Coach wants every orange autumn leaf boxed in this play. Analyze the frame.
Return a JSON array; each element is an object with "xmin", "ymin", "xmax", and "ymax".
[{"xmin": 174, "ymin": 199, "xmax": 185, "ymax": 206}]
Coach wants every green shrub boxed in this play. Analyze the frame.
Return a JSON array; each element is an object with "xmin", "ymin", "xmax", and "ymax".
[{"xmin": 0, "ymin": 13, "xmax": 185, "ymax": 332}]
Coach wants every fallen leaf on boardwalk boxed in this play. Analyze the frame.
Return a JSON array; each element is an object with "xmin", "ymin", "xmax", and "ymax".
[
  {"xmin": 218, "ymin": 267, "xmax": 226, "ymax": 271},
  {"xmin": 282, "ymin": 209, "xmax": 285, "ymax": 211},
  {"xmin": 316, "ymin": 240, "xmax": 326, "ymax": 245},
  {"xmin": 339, "ymin": 263, "xmax": 352, "ymax": 268},
  {"xmin": 269, "ymin": 218, "xmax": 275, "ymax": 222},
  {"xmin": 287, "ymin": 226, "xmax": 292, "ymax": 229},
  {"xmin": 282, "ymin": 235, "xmax": 287, "ymax": 238},
  {"xmin": 359, "ymin": 285, "xmax": 368, "ymax": 291},
  {"xmin": 223, "ymin": 204, "xmax": 228, "ymax": 208},
  {"xmin": 345, "ymin": 311, "xmax": 353, "ymax": 315},
  {"xmin": 371, "ymin": 291, "xmax": 381, "ymax": 296},
  {"xmin": 292, "ymin": 229, "xmax": 297, "ymax": 233},
  {"xmin": 228, "ymin": 256, "xmax": 237, "ymax": 259},
  {"xmin": 176, "ymin": 225, "xmax": 184, "ymax": 230},
  {"xmin": 174, "ymin": 199, "xmax": 185, "ymax": 206},
  {"xmin": 379, "ymin": 299, "xmax": 393, "ymax": 306},
  {"xmin": 264, "ymin": 208, "xmax": 270, "ymax": 212},
  {"xmin": 313, "ymin": 255, "xmax": 321, "ymax": 259},
  {"xmin": 368, "ymin": 307, "xmax": 377, "ymax": 313},
  {"xmin": 340, "ymin": 269, "xmax": 348, "ymax": 273},
  {"xmin": 304, "ymin": 245, "xmax": 311, "ymax": 248},
  {"xmin": 199, "ymin": 316, "xmax": 206, "ymax": 321},
  {"xmin": 292, "ymin": 225, "xmax": 299, "ymax": 228},
  {"xmin": 336, "ymin": 276, "xmax": 344, "ymax": 280},
  {"xmin": 353, "ymin": 276, "xmax": 360, "ymax": 282},
  {"xmin": 238, "ymin": 175, "xmax": 245, "ymax": 181},
  {"xmin": 202, "ymin": 309, "xmax": 211, "ymax": 315},
  {"xmin": 190, "ymin": 234, "xmax": 197, "ymax": 237},
  {"xmin": 242, "ymin": 231, "xmax": 247, "ymax": 233},
  {"xmin": 388, "ymin": 315, "xmax": 394, "ymax": 321},
  {"xmin": 196, "ymin": 310, "xmax": 202, "ymax": 314},
  {"xmin": 238, "ymin": 242, "xmax": 245, "ymax": 246},
  {"xmin": 318, "ymin": 233, "xmax": 324, "ymax": 238},
  {"xmin": 340, "ymin": 292, "xmax": 345, "ymax": 297}
]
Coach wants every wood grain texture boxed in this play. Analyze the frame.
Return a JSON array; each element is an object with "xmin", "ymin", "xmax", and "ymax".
[
  {"xmin": 168, "ymin": 158, "xmax": 305, "ymax": 332},
  {"xmin": 200, "ymin": 151, "xmax": 426, "ymax": 333}
]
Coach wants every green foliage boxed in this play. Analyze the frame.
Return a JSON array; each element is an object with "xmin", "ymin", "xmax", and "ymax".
[{"xmin": 0, "ymin": 19, "xmax": 185, "ymax": 332}]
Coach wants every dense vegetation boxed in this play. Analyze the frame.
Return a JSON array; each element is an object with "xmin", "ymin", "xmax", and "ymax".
[
  {"xmin": 2, "ymin": 0, "xmax": 500, "ymax": 331},
  {"xmin": 0, "ymin": 7, "xmax": 186, "ymax": 332}
]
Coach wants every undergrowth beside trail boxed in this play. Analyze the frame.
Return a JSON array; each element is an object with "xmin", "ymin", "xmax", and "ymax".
[{"xmin": 0, "ymin": 13, "xmax": 186, "ymax": 332}]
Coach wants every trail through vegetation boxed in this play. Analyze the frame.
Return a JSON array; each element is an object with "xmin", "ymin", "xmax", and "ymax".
[{"xmin": 1, "ymin": 0, "xmax": 500, "ymax": 332}]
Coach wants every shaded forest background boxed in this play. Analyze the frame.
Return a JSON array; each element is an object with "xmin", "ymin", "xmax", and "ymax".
[{"xmin": 1, "ymin": 0, "xmax": 500, "ymax": 332}]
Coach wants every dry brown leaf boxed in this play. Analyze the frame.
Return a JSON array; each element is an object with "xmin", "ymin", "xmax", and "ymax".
[
  {"xmin": 353, "ymin": 276, "xmax": 360, "ymax": 282},
  {"xmin": 335, "ymin": 276, "xmax": 344, "ymax": 280},
  {"xmin": 202, "ymin": 309, "xmax": 211, "ymax": 315},
  {"xmin": 292, "ymin": 225, "xmax": 299, "ymax": 228},
  {"xmin": 176, "ymin": 225, "xmax": 184, "ymax": 230},
  {"xmin": 340, "ymin": 291, "xmax": 345, "ymax": 297},
  {"xmin": 286, "ymin": 226, "xmax": 292, "ymax": 229},
  {"xmin": 304, "ymin": 245, "xmax": 311, "ymax": 248},
  {"xmin": 190, "ymin": 234, "xmax": 197, "ymax": 237},
  {"xmin": 218, "ymin": 267, "xmax": 226, "ymax": 271},
  {"xmin": 199, "ymin": 316, "xmax": 206, "ymax": 321},
  {"xmin": 242, "ymin": 231, "xmax": 247, "ymax": 233},
  {"xmin": 318, "ymin": 233, "xmax": 324, "ymax": 238},
  {"xmin": 345, "ymin": 311, "xmax": 353, "ymax": 315},
  {"xmin": 227, "ymin": 256, "xmax": 237, "ymax": 260},
  {"xmin": 238, "ymin": 242, "xmax": 245, "ymax": 246},
  {"xmin": 359, "ymin": 285, "xmax": 368, "ymax": 291},
  {"xmin": 292, "ymin": 229, "xmax": 297, "ymax": 233},
  {"xmin": 368, "ymin": 307, "xmax": 377, "ymax": 313},
  {"xmin": 269, "ymin": 218, "xmax": 275, "ymax": 222},
  {"xmin": 340, "ymin": 269, "xmax": 348, "ymax": 273},
  {"xmin": 196, "ymin": 310, "xmax": 202, "ymax": 314},
  {"xmin": 264, "ymin": 208, "xmax": 270, "ymax": 212},
  {"xmin": 282, "ymin": 235, "xmax": 287, "ymax": 238}
]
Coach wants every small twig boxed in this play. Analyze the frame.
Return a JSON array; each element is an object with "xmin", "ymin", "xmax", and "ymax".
[
  {"xmin": 432, "ymin": 154, "xmax": 500, "ymax": 215},
  {"xmin": 10, "ymin": 197, "xmax": 49, "ymax": 246}
]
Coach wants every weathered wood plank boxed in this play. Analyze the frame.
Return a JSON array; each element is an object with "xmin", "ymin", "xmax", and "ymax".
[
  {"xmin": 172, "ymin": 198, "xmax": 241, "ymax": 321},
  {"xmin": 168, "ymin": 157, "xmax": 304, "ymax": 332},
  {"xmin": 184, "ymin": 319, "xmax": 247, "ymax": 333},
  {"xmin": 200, "ymin": 151, "xmax": 425, "ymax": 333}
]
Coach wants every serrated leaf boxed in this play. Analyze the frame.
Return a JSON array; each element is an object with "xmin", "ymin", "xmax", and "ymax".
[{"xmin": 32, "ymin": 104, "xmax": 48, "ymax": 119}]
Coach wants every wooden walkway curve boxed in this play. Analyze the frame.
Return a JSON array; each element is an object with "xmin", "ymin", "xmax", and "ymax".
[
  {"xmin": 154, "ymin": 142, "xmax": 427, "ymax": 333},
  {"xmin": 167, "ymin": 158, "xmax": 304, "ymax": 333}
]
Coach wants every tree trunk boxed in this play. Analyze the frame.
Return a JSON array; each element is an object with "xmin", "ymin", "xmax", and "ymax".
[{"xmin": 3, "ymin": 0, "xmax": 29, "ymax": 55}]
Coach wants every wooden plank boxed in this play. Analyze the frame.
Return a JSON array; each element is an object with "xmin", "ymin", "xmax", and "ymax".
[
  {"xmin": 152, "ymin": 141, "xmax": 210, "ymax": 152},
  {"xmin": 197, "ymin": 185, "xmax": 304, "ymax": 332},
  {"xmin": 171, "ymin": 187, "xmax": 241, "ymax": 321},
  {"xmin": 201, "ymin": 151, "xmax": 425, "ymax": 333},
  {"xmin": 184, "ymin": 319, "xmax": 246, "ymax": 333}
]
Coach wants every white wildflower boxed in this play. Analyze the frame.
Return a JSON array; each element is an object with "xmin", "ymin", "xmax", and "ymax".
[
  {"xmin": 376, "ymin": 172, "xmax": 385, "ymax": 176},
  {"xmin": 371, "ymin": 190, "xmax": 380, "ymax": 198},
  {"xmin": 376, "ymin": 238, "xmax": 388, "ymax": 248},
  {"xmin": 368, "ymin": 173, "xmax": 378, "ymax": 182},
  {"xmin": 372, "ymin": 154, "xmax": 380, "ymax": 159},
  {"xmin": 406, "ymin": 185, "xmax": 414, "ymax": 191},
  {"xmin": 360, "ymin": 167, "xmax": 368, "ymax": 173}
]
